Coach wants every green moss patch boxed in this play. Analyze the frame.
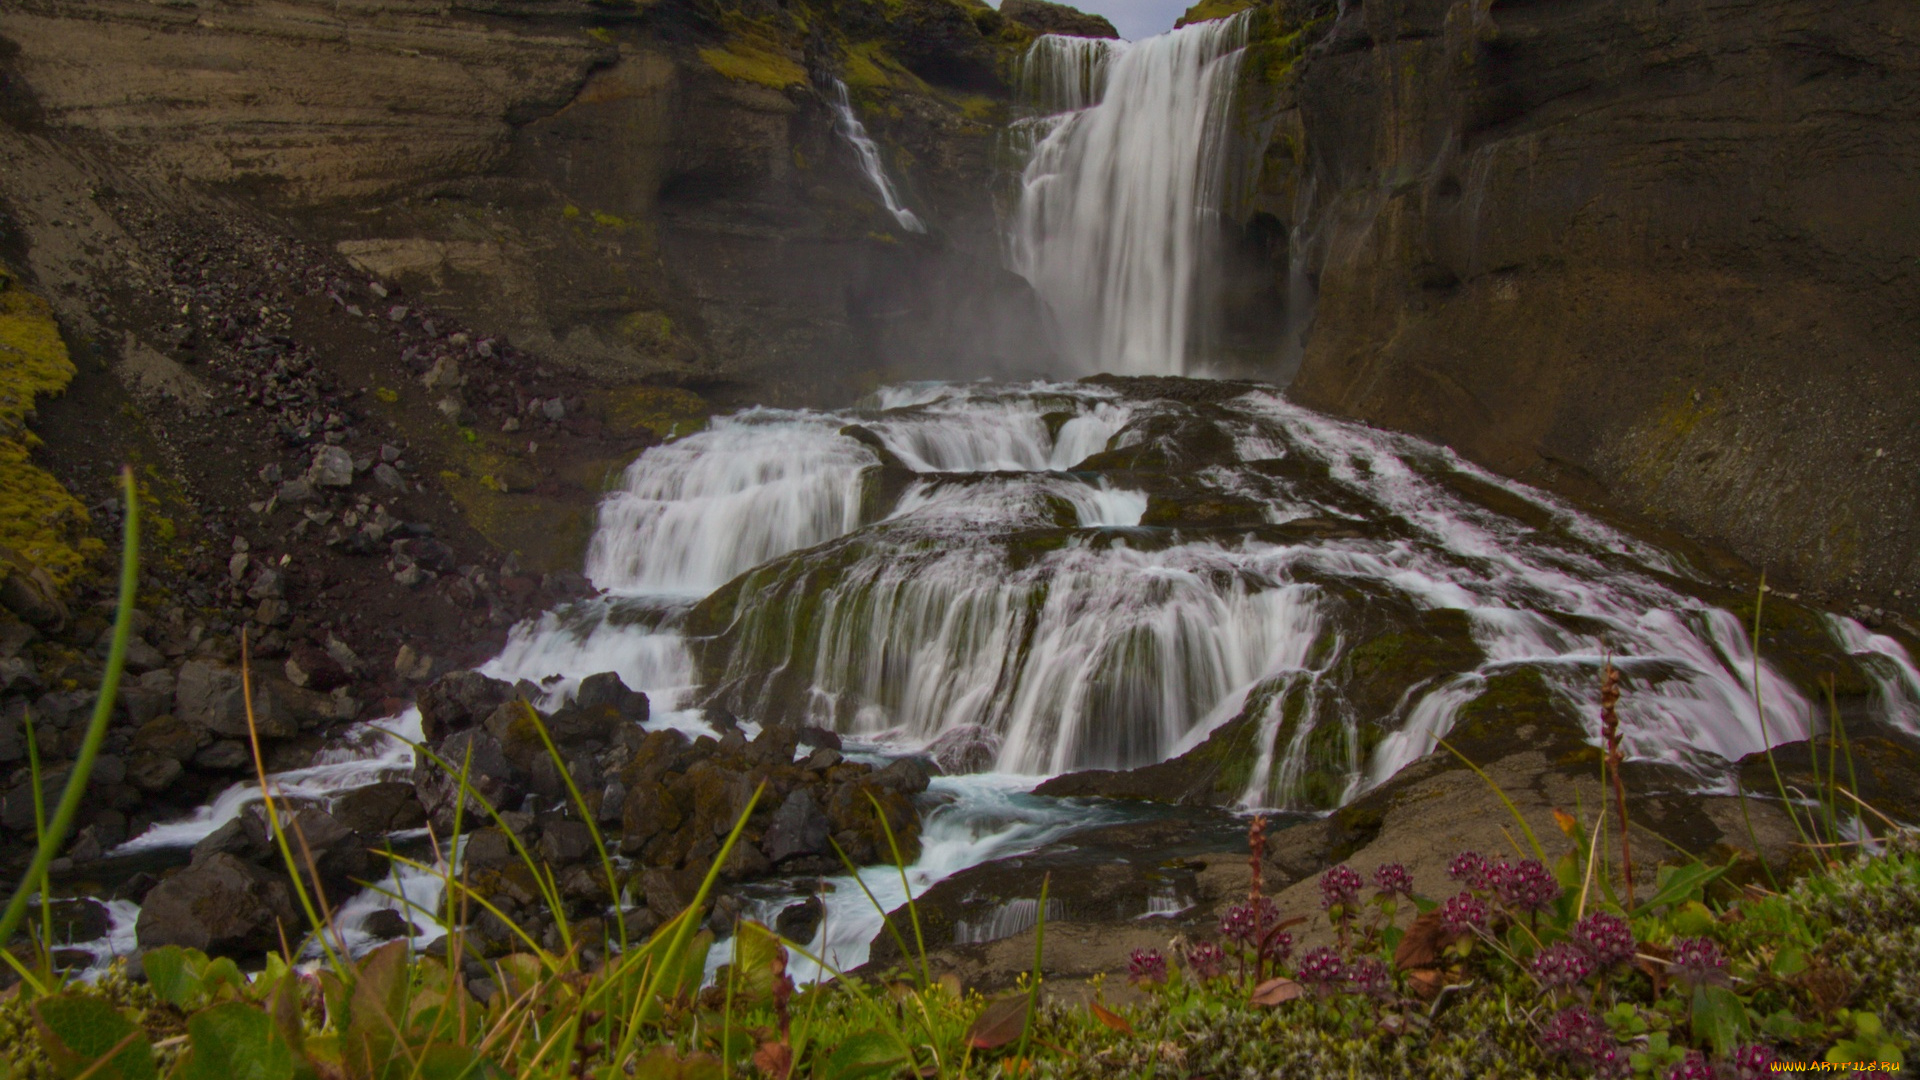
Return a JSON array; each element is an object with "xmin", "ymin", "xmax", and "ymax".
[{"xmin": 0, "ymin": 263, "xmax": 100, "ymax": 584}]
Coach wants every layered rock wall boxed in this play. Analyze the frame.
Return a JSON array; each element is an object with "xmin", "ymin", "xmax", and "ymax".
[
  {"xmin": 1248, "ymin": 0, "xmax": 1920, "ymax": 604},
  {"xmin": 0, "ymin": 0, "xmax": 1053, "ymax": 402}
]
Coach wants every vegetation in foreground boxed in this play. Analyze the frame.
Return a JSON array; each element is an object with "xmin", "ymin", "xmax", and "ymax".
[{"xmin": 2, "ymin": 480, "xmax": 1914, "ymax": 1080}]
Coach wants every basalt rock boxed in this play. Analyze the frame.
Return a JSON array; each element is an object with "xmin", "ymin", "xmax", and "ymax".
[
  {"xmin": 135, "ymin": 853, "xmax": 299, "ymax": 956},
  {"xmin": 416, "ymin": 671, "xmax": 514, "ymax": 743}
]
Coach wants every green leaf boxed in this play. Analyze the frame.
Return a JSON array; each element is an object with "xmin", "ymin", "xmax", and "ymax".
[
  {"xmin": 1770, "ymin": 947, "xmax": 1810, "ymax": 979},
  {"xmin": 1690, "ymin": 984, "xmax": 1750, "ymax": 1058},
  {"xmin": 1668, "ymin": 901, "xmax": 1714, "ymax": 937},
  {"xmin": 178, "ymin": 1003, "xmax": 294, "ymax": 1080},
  {"xmin": 201, "ymin": 957, "xmax": 247, "ymax": 1001},
  {"xmin": 143, "ymin": 946, "xmax": 207, "ymax": 1008},
  {"xmin": 821, "ymin": 1031, "xmax": 908, "ymax": 1080},
  {"xmin": 729, "ymin": 921, "xmax": 786, "ymax": 1004},
  {"xmin": 1634, "ymin": 862, "xmax": 1729, "ymax": 916},
  {"xmin": 31, "ymin": 994, "xmax": 157, "ymax": 1080}
]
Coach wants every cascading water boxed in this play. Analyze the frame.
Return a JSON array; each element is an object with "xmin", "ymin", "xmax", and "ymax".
[
  {"xmin": 93, "ymin": 379, "xmax": 1920, "ymax": 981},
  {"xmin": 1008, "ymin": 20, "xmax": 1251, "ymax": 375},
  {"xmin": 79, "ymin": 18, "xmax": 1920, "ymax": 988},
  {"xmin": 828, "ymin": 79, "xmax": 926, "ymax": 234}
]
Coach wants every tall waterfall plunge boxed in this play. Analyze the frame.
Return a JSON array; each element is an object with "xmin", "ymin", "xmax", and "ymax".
[{"xmin": 1008, "ymin": 19, "xmax": 1251, "ymax": 376}]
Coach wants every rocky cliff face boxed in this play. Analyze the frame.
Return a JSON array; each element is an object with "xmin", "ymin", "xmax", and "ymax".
[
  {"xmin": 0, "ymin": 0, "xmax": 1055, "ymax": 404},
  {"xmin": 1227, "ymin": 0, "xmax": 1920, "ymax": 608}
]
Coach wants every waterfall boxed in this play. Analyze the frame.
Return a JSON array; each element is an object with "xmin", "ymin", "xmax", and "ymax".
[
  {"xmin": 1008, "ymin": 19, "xmax": 1251, "ymax": 375},
  {"xmin": 828, "ymin": 79, "xmax": 926, "ymax": 234}
]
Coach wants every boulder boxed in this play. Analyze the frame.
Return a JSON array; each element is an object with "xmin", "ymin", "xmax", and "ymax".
[
  {"xmin": 618, "ymin": 780, "xmax": 681, "ymax": 855},
  {"xmin": 286, "ymin": 644, "xmax": 351, "ymax": 691},
  {"xmin": 413, "ymin": 728, "xmax": 525, "ymax": 832},
  {"xmin": 547, "ymin": 672, "xmax": 647, "ymax": 744},
  {"xmin": 0, "ymin": 547, "xmax": 68, "ymax": 631},
  {"xmin": 869, "ymin": 757, "xmax": 932, "ymax": 796},
  {"xmin": 536, "ymin": 820, "xmax": 596, "ymax": 865},
  {"xmin": 774, "ymin": 897, "xmax": 824, "ymax": 944},
  {"xmin": 125, "ymin": 752, "xmax": 184, "ymax": 793},
  {"xmin": 416, "ymin": 670, "xmax": 514, "ymax": 742},
  {"xmin": 308, "ymin": 445, "xmax": 355, "ymax": 487},
  {"xmin": 135, "ymin": 853, "xmax": 298, "ymax": 955},
  {"xmin": 761, "ymin": 788, "xmax": 831, "ymax": 864},
  {"xmin": 174, "ymin": 660, "xmax": 245, "ymax": 733},
  {"xmin": 1000, "ymin": 0, "xmax": 1119, "ymax": 38},
  {"xmin": 330, "ymin": 780, "xmax": 427, "ymax": 835},
  {"xmin": 131, "ymin": 713, "xmax": 209, "ymax": 762},
  {"xmin": 362, "ymin": 909, "xmax": 419, "ymax": 941},
  {"xmin": 927, "ymin": 724, "xmax": 1001, "ymax": 773}
]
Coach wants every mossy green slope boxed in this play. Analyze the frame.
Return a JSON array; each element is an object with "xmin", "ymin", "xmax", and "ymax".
[{"xmin": 0, "ymin": 263, "xmax": 98, "ymax": 585}]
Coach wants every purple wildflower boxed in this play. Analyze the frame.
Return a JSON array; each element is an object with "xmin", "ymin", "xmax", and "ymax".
[
  {"xmin": 1127, "ymin": 948, "xmax": 1167, "ymax": 985},
  {"xmin": 1184, "ymin": 940, "xmax": 1226, "ymax": 981},
  {"xmin": 1219, "ymin": 896, "xmax": 1279, "ymax": 946},
  {"xmin": 1346, "ymin": 955, "xmax": 1393, "ymax": 1000},
  {"xmin": 1497, "ymin": 859, "xmax": 1562, "ymax": 915},
  {"xmin": 1724, "ymin": 1044, "xmax": 1779, "ymax": 1080},
  {"xmin": 1447, "ymin": 851, "xmax": 1490, "ymax": 889},
  {"xmin": 1295, "ymin": 946, "xmax": 1345, "ymax": 994},
  {"xmin": 1668, "ymin": 937, "xmax": 1728, "ymax": 988},
  {"xmin": 1539, "ymin": 1006, "xmax": 1628, "ymax": 1078},
  {"xmin": 1320, "ymin": 864, "xmax": 1364, "ymax": 912},
  {"xmin": 1440, "ymin": 891, "xmax": 1489, "ymax": 935},
  {"xmin": 1572, "ymin": 911, "xmax": 1636, "ymax": 968},
  {"xmin": 1531, "ymin": 942, "xmax": 1597, "ymax": 989},
  {"xmin": 1259, "ymin": 929, "xmax": 1294, "ymax": 967},
  {"xmin": 1372, "ymin": 862, "xmax": 1414, "ymax": 899},
  {"xmin": 1665, "ymin": 1051, "xmax": 1713, "ymax": 1080}
]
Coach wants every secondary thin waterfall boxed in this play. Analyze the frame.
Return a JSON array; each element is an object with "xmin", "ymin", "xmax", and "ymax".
[
  {"xmin": 1008, "ymin": 19, "xmax": 1250, "ymax": 375},
  {"xmin": 829, "ymin": 79, "xmax": 926, "ymax": 233}
]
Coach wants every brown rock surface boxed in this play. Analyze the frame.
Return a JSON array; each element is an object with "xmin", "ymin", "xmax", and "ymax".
[{"xmin": 1239, "ymin": 0, "xmax": 1920, "ymax": 605}]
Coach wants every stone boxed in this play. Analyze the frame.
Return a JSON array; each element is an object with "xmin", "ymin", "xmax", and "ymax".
[
  {"xmin": 309, "ymin": 445, "xmax": 355, "ymax": 487},
  {"xmin": 927, "ymin": 724, "xmax": 1001, "ymax": 774},
  {"xmin": 547, "ymin": 671, "xmax": 647, "ymax": 745},
  {"xmin": 373, "ymin": 462, "xmax": 407, "ymax": 491},
  {"xmin": 421, "ymin": 357, "xmax": 463, "ymax": 392},
  {"xmin": 416, "ymin": 670, "xmax": 514, "ymax": 742},
  {"xmin": 126, "ymin": 752, "xmax": 184, "ymax": 793},
  {"xmin": 285, "ymin": 644, "xmax": 350, "ymax": 691},
  {"xmin": 132, "ymin": 713, "xmax": 210, "ymax": 762},
  {"xmin": 136, "ymin": 853, "xmax": 298, "ymax": 955},
  {"xmin": 330, "ymin": 780, "xmax": 426, "ymax": 835},
  {"xmin": 412, "ymin": 728, "xmax": 524, "ymax": 832},
  {"xmin": 394, "ymin": 644, "xmax": 434, "ymax": 682},
  {"xmin": 774, "ymin": 897, "xmax": 824, "ymax": 944},
  {"xmin": 869, "ymin": 757, "xmax": 932, "ymax": 796},
  {"xmin": 175, "ymin": 660, "xmax": 245, "ymax": 733},
  {"xmin": 194, "ymin": 739, "xmax": 252, "ymax": 771},
  {"xmin": 0, "ymin": 547, "xmax": 68, "ymax": 631},
  {"xmin": 536, "ymin": 820, "xmax": 596, "ymax": 864},
  {"xmin": 618, "ymin": 780, "xmax": 678, "ymax": 856},
  {"xmin": 761, "ymin": 788, "xmax": 831, "ymax": 864},
  {"xmin": 30, "ymin": 898, "xmax": 112, "ymax": 943},
  {"xmin": 276, "ymin": 478, "xmax": 314, "ymax": 504},
  {"xmin": 362, "ymin": 909, "xmax": 419, "ymax": 941}
]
